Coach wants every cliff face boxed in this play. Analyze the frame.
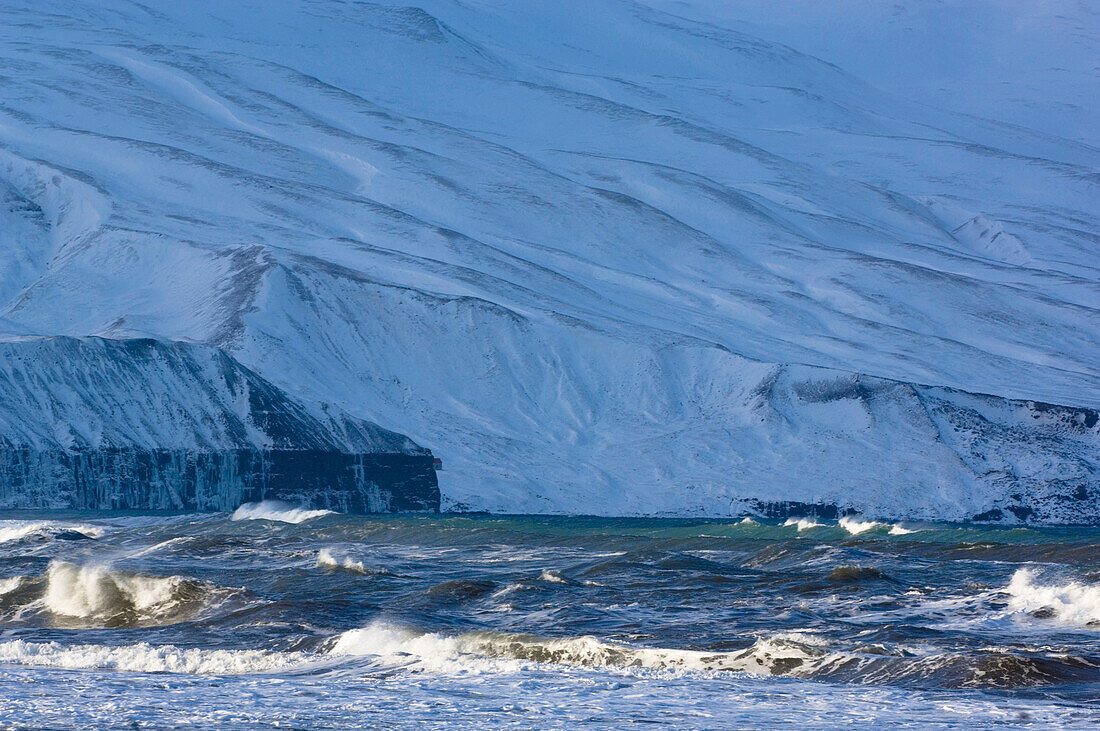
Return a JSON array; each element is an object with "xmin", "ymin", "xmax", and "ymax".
[
  {"xmin": 0, "ymin": 337, "xmax": 438, "ymax": 512},
  {"xmin": 0, "ymin": 449, "xmax": 437, "ymax": 513}
]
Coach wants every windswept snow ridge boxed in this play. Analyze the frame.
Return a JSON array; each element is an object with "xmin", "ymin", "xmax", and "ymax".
[{"xmin": 0, "ymin": 0, "xmax": 1096, "ymax": 520}]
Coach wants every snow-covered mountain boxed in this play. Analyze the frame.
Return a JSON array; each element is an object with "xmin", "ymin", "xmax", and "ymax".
[{"xmin": 0, "ymin": 0, "xmax": 1096, "ymax": 519}]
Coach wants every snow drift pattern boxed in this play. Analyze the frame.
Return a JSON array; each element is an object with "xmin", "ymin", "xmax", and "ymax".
[{"xmin": 0, "ymin": 0, "xmax": 1096, "ymax": 519}]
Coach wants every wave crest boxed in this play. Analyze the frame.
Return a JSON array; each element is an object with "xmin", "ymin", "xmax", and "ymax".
[
  {"xmin": 44, "ymin": 562, "xmax": 225, "ymax": 627},
  {"xmin": 0, "ymin": 639, "xmax": 306, "ymax": 674},
  {"xmin": 327, "ymin": 622, "xmax": 828, "ymax": 676},
  {"xmin": 1006, "ymin": 568, "xmax": 1100, "ymax": 626},
  {"xmin": 838, "ymin": 516, "xmax": 885, "ymax": 535},
  {"xmin": 230, "ymin": 501, "xmax": 335, "ymax": 524},
  {"xmin": 0, "ymin": 520, "xmax": 103, "ymax": 544},
  {"xmin": 782, "ymin": 518, "xmax": 824, "ymax": 531},
  {"xmin": 315, "ymin": 549, "xmax": 385, "ymax": 576},
  {"xmin": 0, "ymin": 562, "xmax": 244, "ymax": 628}
]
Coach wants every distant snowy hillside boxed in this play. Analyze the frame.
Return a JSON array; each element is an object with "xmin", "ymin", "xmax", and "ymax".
[{"xmin": 0, "ymin": 0, "xmax": 1096, "ymax": 518}]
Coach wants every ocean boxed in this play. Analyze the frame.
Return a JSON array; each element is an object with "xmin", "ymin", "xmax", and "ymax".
[{"xmin": 0, "ymin": 505, "xmax": 1098, "ymax": 728}]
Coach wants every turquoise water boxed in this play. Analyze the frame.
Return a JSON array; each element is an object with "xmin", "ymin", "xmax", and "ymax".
[{"xmin": 0, "ymin": 508, "xmax": 1098, "ymax": 728}]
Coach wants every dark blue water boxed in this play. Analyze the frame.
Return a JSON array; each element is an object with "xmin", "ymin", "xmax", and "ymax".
[{"xmin": 1, "ymin": 505, "xmax": 1099, "ymax": 728}]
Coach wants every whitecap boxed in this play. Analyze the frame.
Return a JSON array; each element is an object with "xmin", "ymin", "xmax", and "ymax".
[
  {"xmin": 1006, "ymin": 568, "xmax": 1100, "ymax": 626},
  {"xmin": 327, "ymin": 621, "xmax": 831, "ymax": 677},
  {"xmin": 783, "ymin": 517, "xmax": 824, "ymax": 531},
  {"xmin": 230, "ymin": 501, "xmax": 334, "ymax": 524},
  {"xmin": 0, "ymin": 520, "xmax": 103, "ymax": 543},
  {"xmin": 12, "ymin": 561, "xmax": 243, "ymax": 627},
  {"xmin": 0, "ymin": 639, "xmax": 307, "ymax": 674},
  {"xmin": 839, "ymin": 516, "xmax": 885, "ymax": 535},
  {"xmin": 538, "ymin": 569, "xmax": 568, "ymax": 584},
  {"xmin": 43, "ymin": 562, "xmax": 209, "ymax": 624},
  {"xmin": 315, "ymin": 549, "xmax": 371, "ymax": 575}
]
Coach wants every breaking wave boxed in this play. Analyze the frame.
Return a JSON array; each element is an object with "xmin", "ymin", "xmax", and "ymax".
[
  {"xmin": 315, "ymin": 549, "xmax": 386, "ymax": 576},
  {"xmin": 0, "ymin": 562, "xmax": 244, "ymax": 627},
  {"xmin": 231, "ymin": 501, "xmax": 335, "ymax": 524},
  {"xmin": 783, "ymin": 518, "xmax": 824, "ymax": 531},
  {"xmin": 0, "ymin": 640, "xmax": 307, "ymax": 674},
  {"xmin": 1006, "ymin": 568, "xmax": 1100, "ymax": 626},
  {"xmin": 0, "ymin": 520, "xmax": 103, "ymax": 543},
  {"xmin": 326, "ymin": 623, "xmax": 1100, "ymax": 688},
  {"xmin": 327, "ymin": 622, "xmax": 829, "ymax": 677},
  {"xmin": 838, "ymin": 516, "xmax": 885, "ymax": 535},
  {"xmin": 538, "ymin": 569, "xmax": 570, "ymax": 584},
  {"xmin": 1, "ymin": 619, "xmax": 1094, "ymax": 690}
]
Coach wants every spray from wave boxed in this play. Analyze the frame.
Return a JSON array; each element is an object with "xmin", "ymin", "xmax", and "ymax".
[
  {"xmin": 231, "ymin": 501, "xmax": 334, "ymax": 524},
  {"xmin": 838, "ymin": 516, "xmax": 885, "ymax": 535},
  {"xmin": 1006, "ymin": 568, "xmax": 1100, "ymax": 626},
  {"xmin": 0, "ymin": 561, "xmax": 244, "ymax": 627},
  {"xmin": 315, "ymin": 549, "xmax": 383, "ymax": 576},
  {"xmin": 0, "ymin": 520, "xmax": 103, "ymax": 543},
  {"xmin": 327, "ymin": 621, "xmax": 829, "ymax": 677},
  {"xmin": 783, "ymin": 518, "xmax": 824, "ymax": 531}
]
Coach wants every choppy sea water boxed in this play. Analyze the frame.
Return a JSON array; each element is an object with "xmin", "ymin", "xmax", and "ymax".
[{"xmin": 1, "ymin": 506, "xmax": 1099, "ymax": 729}]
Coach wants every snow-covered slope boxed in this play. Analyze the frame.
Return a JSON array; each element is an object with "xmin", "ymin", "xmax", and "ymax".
[
  {"xmin": 0, "ymin": 336, "xmax": 421, "ymax": 454},
  {"xmin": 0, "ymin": 336, "xmax": 437, "ymax": 511},
  {"xmin": 0, "ymin": 0, "xmax": 1096, "ymax": 519}
]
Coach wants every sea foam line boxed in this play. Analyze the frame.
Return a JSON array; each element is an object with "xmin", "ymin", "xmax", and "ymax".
[{"xmin": 0, "ymin": 639, "xmax": 308, "ymax": 674}]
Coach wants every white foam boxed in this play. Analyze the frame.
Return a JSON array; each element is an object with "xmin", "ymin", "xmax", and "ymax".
[
  {"xmin": 0, "ymin": 520, "xmax": 103, "ymax": 543},
  {"xmin": 329, "ymin": 623, "xmax": 483, "ymax": 673},
  {"xmin": 230, "ymin": 501, "xmax": 334, "ymax": 524},
  {"xmin": 839, "ymin": 516, "xmax": 885, "ymax": 535},
  {"xmin": 538, "ymin": 569, "xmax": 568, "ymax": 583},
  {"xmin": 315, "ymin": 549, "xmax": 369, "ymax": 575},
  {"xmin": 888, "ymin": 524, "xmax": 919, "ymax": 535},
  {"xmin": 0, "ymin": 576, "xmax": 23, "ymax": 595},
  {"xmin": 328, "ymin": 621, "xmax": 829, "ymax": 677},
  {"xmin": 1006, "ymin": 568, "xmax": 1100, "ymax": 626},
  {"xmin": 783, "ymin": 518, "xmax": 824, "ymax": 531},
  {"xmin": 126, "ymin": 536, "xmax": 189, "ymax": 558},
  {"xmin": 0, "ymin": 639, "xmax": 306, "ymax": 674},
  {"xmin": 0, "ymin": 619, "xmax": 837, "ymax": 680},
  {"xmin": 42, "ymin": 561, "xmax": 216, "ymax": 624}
]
